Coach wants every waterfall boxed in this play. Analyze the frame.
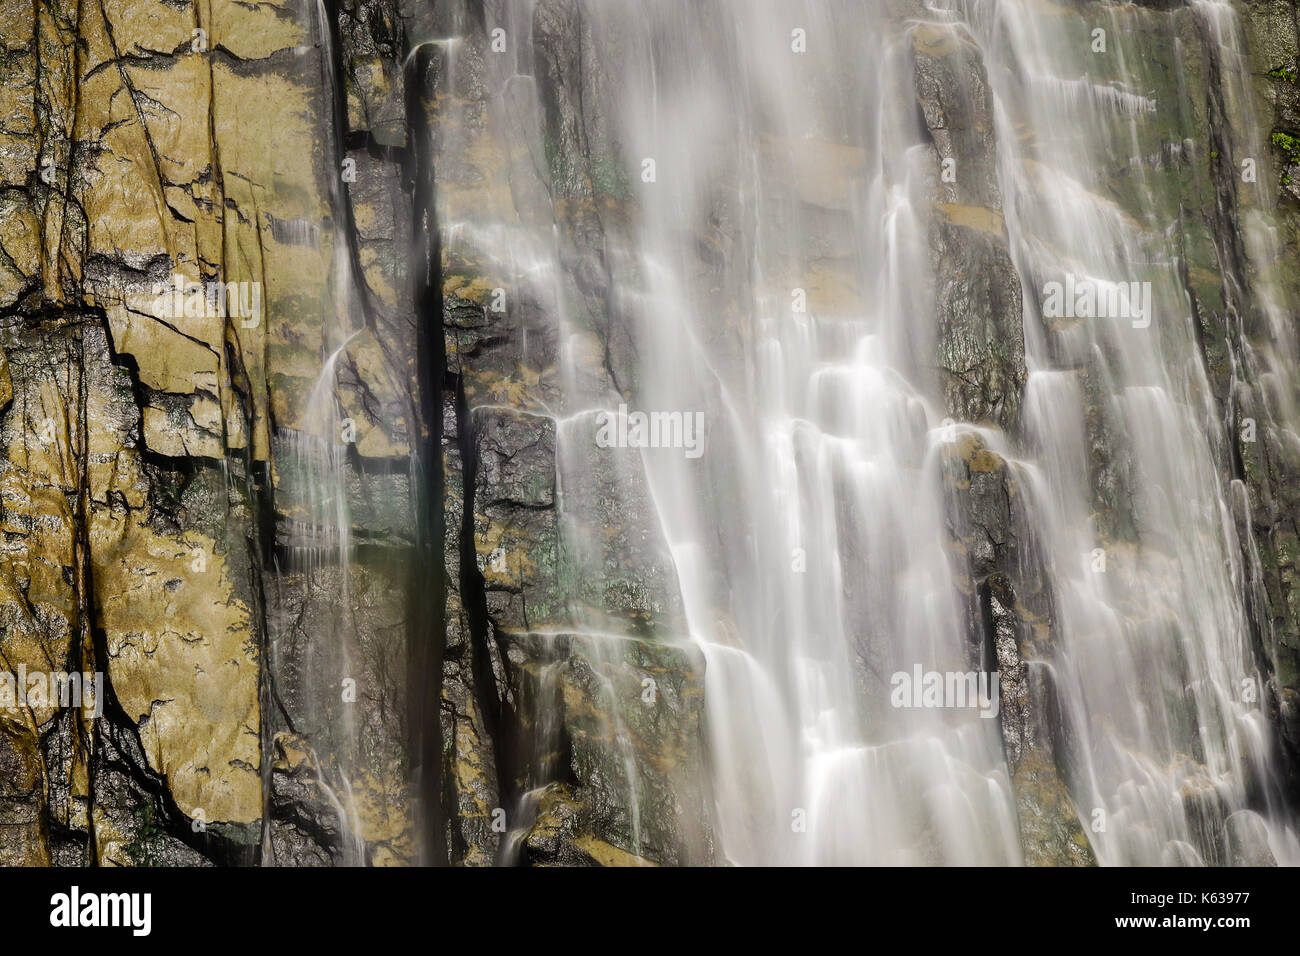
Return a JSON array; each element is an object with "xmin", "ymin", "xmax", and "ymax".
[
  {"xmin": 429, "ymin": 0, "xmax": 1299, "ymax": 865},
  {"xmin": 941, "ymin": 0, "xmax": 1300, "ymax": 865}
]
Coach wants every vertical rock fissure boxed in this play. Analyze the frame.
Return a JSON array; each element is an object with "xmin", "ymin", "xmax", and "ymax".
[
  {"xmin": 452, "ymin": 382, "xmax": 522, "ymax": 863},
  {"xmin": 323, "ymin": 0, "xmax": 380, "ymax": 332},
  {"xmin": 405, "ymin": 43, "xmax": 448, "ymax": 866}
]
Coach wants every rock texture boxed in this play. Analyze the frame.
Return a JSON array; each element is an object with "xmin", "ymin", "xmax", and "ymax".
[
  {"xmin": 427, "ymin": 0, "xmax": 714, "ymax": 866},
  {"xmin": 0, "ymin": 0, "xmax": 1297, "ymax": 868},
  {"xmin": 1233, "ymin": 0, "xmax": 1300, "ymax": 796},
  {"xmin": 0, "ymin": 0, "xmax": 418, "ymax": 866},
  {"xmin": 913, "ymin": 22, "xmax": 1026, "ymax": 432}
]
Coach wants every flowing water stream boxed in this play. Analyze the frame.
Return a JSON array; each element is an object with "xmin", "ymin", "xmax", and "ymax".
[{"xmin": 428, "ymin": 0, "xmax": 1300, "ymax": 865}]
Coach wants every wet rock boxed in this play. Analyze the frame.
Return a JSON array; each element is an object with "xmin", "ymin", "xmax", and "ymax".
[
  {"xmin": 913, "ymin": 23, "xmax": 1026, "ymax": 431},
  {"xmin": 1224, "ymin": 810, "xmax": 1277, "ymax": 866},
  {"xmin": 520, "ymin": 782, "xmax": 657, "ymax": 866},
  {"xmin": 942, "ymin": 434, "xmax": 1095, "ymax": 865},
  {"xmin": 508, "ymin": 632, "xmax": 715, "ymax": 866},
  {"xmin": 0, "ymin": 0, "xmax": 422, "ymax": 867}
]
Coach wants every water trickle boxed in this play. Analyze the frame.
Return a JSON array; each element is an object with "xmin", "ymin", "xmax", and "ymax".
[{"xmin": 261, "ymin": 0, "xmax": 376, "ymax": 866}]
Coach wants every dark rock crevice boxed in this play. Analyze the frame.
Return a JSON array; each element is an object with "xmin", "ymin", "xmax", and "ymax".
[{"xmin": 404, "ymin": 38, "xmax": 449, "ymax": 867}]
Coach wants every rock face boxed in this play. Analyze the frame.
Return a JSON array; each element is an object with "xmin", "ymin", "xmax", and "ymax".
[
  {"xmin": 1, "ymin": 0, "xmax": 1298, "ymax": 868},
  {"xmin": 913, "ymin": 22, "xmax": 1027, "ymax": 432},
  {"xmin": 940, "ymin": 433, "xmax": 1096, "ymax": 866},
  {"xmin": 913, "ymin": 18, "xmax": 1090, "ymax": 865},
  {"xmin": 427, "ymin": 0, "xmax": 713, "ymax": 865},
  {"xmin": 1233, "ymin": 0, "xmax": 1300, "ymax": 796},
  {"xmin": 0, "ymin": 0, "xmax": 419, "ymax": 866}
]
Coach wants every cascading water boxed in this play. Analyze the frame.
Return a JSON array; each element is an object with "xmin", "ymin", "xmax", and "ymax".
[
  {"xmin": 940, "ymin": 0, "xmax": 1300, "ymax": 865},
  {"xmin": 559, "ymin": 0, "xmax": 1029, "ymax": 866},
  {"xmin": 428, "ymin": 0, "xmax": 1299, "ymax": 865}
]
